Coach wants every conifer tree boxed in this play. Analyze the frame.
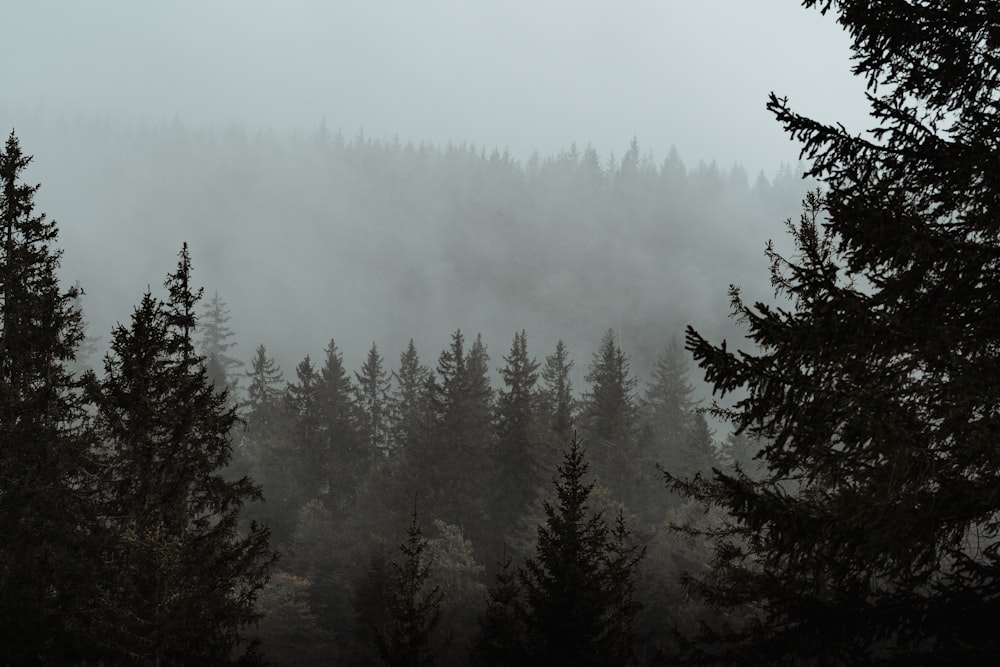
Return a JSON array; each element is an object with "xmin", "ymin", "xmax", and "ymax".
[
  {"xmin": 376, "ymin": 505, "xmax": 445, "ymax": 667},
  {"xmin": 676, "ymin": 2, "xmax": 1000, "ymax": 662},
  {"xmin": 241, "ymin": 344, "xmax": 297, "ymax": 548},
  {"xmin": 198, "ymin": 290, "xmax": 243, "ymax": 394},
  {"xmin": 286, "ymin": 355, "xmax": 324, "ymax": 505},
  {"xmin": 538, "ymin": 339, "xmax": 575, "ymax": 463},
  {"xmin": 356, "ymin": 341, "xmax": 392, "ymax": 457},
  {"xmin": 472, "ymin": 552, "xmax": 527, "ymax": 667},
  {"xmin": 390, "ymin": 339, "xmax": 431, "ymax": 452},
  {"xmin": 89, "ymin": 245, "xmax": 274, "ymax": 664},
  {"xmin": 580, "ymin": 329, "xmax": 638, "ymax": 505},
  {"xmin": 492, "ymin": 330, "xmax": 542, "ymax": 546},
  {"xmin": 317, "ymin": 338, "xmax": 364, "ymax": 509},
  {"xmin": 0, "ymin": 131, "xmax": 96, "ymax": 664},
  {"xmin": 520, "ymin": 433, "xmax": 642, "ymax": 666}
]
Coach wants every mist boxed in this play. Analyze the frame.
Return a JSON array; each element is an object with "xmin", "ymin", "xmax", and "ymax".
[{"xmin": 0, "ymin": 2, "xmax": 876, "ymax": 664}]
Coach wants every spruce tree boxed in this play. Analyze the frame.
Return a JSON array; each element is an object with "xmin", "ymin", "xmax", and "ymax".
[
  {"xmin": 538, "ymin": 339, "xmax": 575, "ymax": 468},
  {"xmin": 89, "ymin": 245, "xmax": 275, "ymax": 664},
  {"xmin": 356, "ymin": 341, "xmax": 392, "ymax": 457},
  {"xmin": 242, "ymin": 344, "xmax": 297, "ymax": 548},
  {"xmin": 492, "ymin": 330, "xmax": 542, "ymax": 547},
  {"xmin": 317, "ymin": 338, "xmax": 363, "ymax": 509},
  {"xmin": 390, "ymin": 339, "xmax": 431, "ymax": 452},
  {"xmin": 580, "ymin": 329, "xmax": 639, "ymax": 507},
  {"xmin": 676, "ymin": 2, "xmax": 1000, "ymax": 662},
  {"xmin": 472, "ymin": 552, "xmax": 528, "ymax": 667},
  {"xmin": 198, "ymin": 290, "xmax": 243, "ymax": 394},
  {"xmin": 520, "ymin": 433, "xmax": 642, "ymax": 666},
  {"xmin": 0, "ymin": 131, "xmax": 96, "ymax": 664},
  {"xmin": 376, "ymin": 505, "xmax": 445, "ymax": 667}
]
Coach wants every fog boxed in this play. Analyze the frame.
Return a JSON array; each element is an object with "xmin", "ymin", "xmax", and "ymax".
[{"xmin": 2, "ymin": 1, "xmax": 870, "ymax": 386}]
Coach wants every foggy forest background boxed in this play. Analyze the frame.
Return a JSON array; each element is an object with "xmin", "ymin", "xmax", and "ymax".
[{"xmin": 2, "ymin": 111, "xmax": 808, "ymax": 665}]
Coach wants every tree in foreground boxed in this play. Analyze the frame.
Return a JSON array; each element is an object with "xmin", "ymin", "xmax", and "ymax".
[
  {"xmin": 0, "ymin": 131, "xmax": 96, "ymax": 663},
  {"xmin": 89, "ymin": 246, "xmax": 275, "ymax": 664},
  {"xmin": 675, "ymin": 1, "xmax": 1000, "ymax": 663}
]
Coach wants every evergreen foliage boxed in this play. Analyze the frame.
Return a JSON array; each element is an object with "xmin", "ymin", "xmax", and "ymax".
[
  {"xmin": 199, "ymin": 291, "xmax": 244, "ymax": 394},
  {"xmin": 676, "ymin": 1, "xmax": 1000, "ymax": 662},
  {"xmin": 376, "ymin": 505, "xmax": 445, "ymax": 667},
  {"xmin": 580, "ymin": 329, "xmax": 639, "ymax": 507},
  {"xmin": 492, "ymin": 330, "xmax": 542, "ymax": 547},
  {"xmin": 356, "ymin": 341, "xmax": 392, "ymax": 457},
  {"xmin": 0, "ymin": 130, "xmax": 95, "ymax": 664},
  {"xmin": 519, "ymin": 433, "xmax": 642, "ymax": 666},
  {"xmin": 390, "ymin": 338, "xmax": 431, "ymax": 452},
  {"xmin": 88, "ymin": 245, "xmax": 275, "ymax": 664},
  {"xmin": 472, "ymin": 552, "xmax": 528, "ymax": 667}
]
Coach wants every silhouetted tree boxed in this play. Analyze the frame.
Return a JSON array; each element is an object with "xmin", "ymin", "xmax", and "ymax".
[
  {"xmin": 520, "ymin": 433, "xmax": 642, "ymax": 666},
  {"xmin": 376, "ymin": 505, "xmax": 445, "ymax": 667},
  {"xmin": 675, "ymin": 2, "xmax": 1000, "ymax": 663},
  {"xmin": 0, "ymin": 131, "xmax": 96, "ymax": 664},
  {"xmin": 580, "ymin": 329, "xmax": 639, "ymax": 506},
  {"xmin": 491, "ymin": 330, "xmax": 542, "ymax": 547},
  {"xmin": 472, "ymin": 552, "xmax": 528, "ymax": 667},
  {"xmin": 390, "ymin": 339, "xmax": 431, "ymax": 452},
  {"xmin": 89, "ymin": 245, "xmax": 274, "ymax": 665},
  {"xmin": 356, "ymin": 341, "xmax": 392, "ymax": 457}
]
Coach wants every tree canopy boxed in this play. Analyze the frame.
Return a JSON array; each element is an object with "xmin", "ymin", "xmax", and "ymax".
[{"xmin": 676, "ymin": 1, "xmax": 1000, "ymax": 663}]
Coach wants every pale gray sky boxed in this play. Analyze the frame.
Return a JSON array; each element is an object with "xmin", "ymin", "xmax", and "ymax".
[{"xmin": 4, "ymin": 1, "xmax": 870, "ymax": 173}]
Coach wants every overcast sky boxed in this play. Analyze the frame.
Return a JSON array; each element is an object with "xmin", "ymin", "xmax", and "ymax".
[{"xmin": 4, "ymin": 1, "xmax": 871, "ymax": 174}]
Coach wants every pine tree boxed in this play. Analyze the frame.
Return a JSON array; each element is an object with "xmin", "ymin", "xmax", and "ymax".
[
  {"xmin": 356, "ymin": 341, "xmax": 392, "ymax": 457},
  {"xmin": 520, "ymin": 433, "xmax": 642, "ymax": 666},
  {"xmin": 198, "ymin": 290, "xmax": 243, "ymax": 394},
  {"xmin": 580, "ymin": 329, "xmax": 638, "ymax": 505},
  {"xmin": 89, "ymin": 245, "xmax": 275, "ymax": 664},
  {"xmin": 376, "ymin": 505, "xmax": 445, "ymax": 667},
  {"xmin": 641, "ymin": 337, "xmax": 695, "ymax": 475},
  {"xmin": 390, "ymin": 339, "xmax": 431, "ymax": 452},
  {"xmin": 676, "ymin": 2, "xmax": 1000, "ymax": 662},
  {"xmin": 241, "ymin": 344, "xmax": 297, "ymax": 548},
  {"xmin": 472, "ymin": 552, "xmax": 528, "ymax": 667},
  {"xmin": 492, "ymin": 330, "xmax": 542, "ymax": 547},
  {"xmin": 286, "ymin": 354, "xmax": 324, "ymax": 505},
  {"xmin": 0, "ymin": 131, "xmax": 97, "ymax": 664},
  {"xmin": 415, "ymin": 330, "xmax": 493, "ymax": 532},
  {"xmin": 538, "ymin": 339, "xmax": 574, "ymax": 465},
  {"xmin": 318, "ymin": 337, "xmax": 364, "ymax": 509}
]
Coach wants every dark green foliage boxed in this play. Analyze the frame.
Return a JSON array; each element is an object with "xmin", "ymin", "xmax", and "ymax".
[
  {"xmin": 520, "ymin": 434, "xmax": 643, "ymax": 666},
  {"xmin": 414, "ymin": 330, "xmax": 494, "ymax": 535},
  {"xmin": 0, "ymin": 131, "xmax": 96, "ymax": 664},
  {"xmin": 491, "ymin": 330, "xmax": 542, "ymax": 549},
  {"xmin": 237, "ymin": 344, "xmax": 297, "ymax": 547},
  {"xmin": 376, "ymin": 506, "xmax": 445, "ymax": 667},
  {"xmin": 356, "ymin": 341, "xmax": 392, "ymax": 457},
  {"xmin": 285, "ymin": 354, "xmax": 325, "ymax": 505},
  {"xmin": 538, "ymin": 339, "xmax": 575, "ymax": 447},
  {"xmin": 317, "ymin": 338, "xmax": 365, "ymax": 509},
  {"xmin": 390, "ymin": 338, "xmax": 431, "ymax": 452},
  {"xmin": 675, "ymin": 2, "xmax": 1000, "ymax": 663},
  {"xmin": 472, "ymin": 552, "xmax": 528, "ymax": 667},
  {"xmin": 89, "ymin": 245, "xmax": 275, "ymax": 664},
  {"xmin": 580, "ymin": 329, "xmax": 639, "ymax": 506},
  {"xmin": 637, "ymin": 337, "xmax": 698, "ymax": 521},
  {"xmin": 352, "ymin": 543, "xmax": 394, "ymax": 665}
]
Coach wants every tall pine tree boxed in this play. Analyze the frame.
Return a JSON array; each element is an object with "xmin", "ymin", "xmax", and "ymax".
[
  {"xmin": 676, "ymin": 2, "xmax": 1000, "ymax": 662},
  {"xmin": 0, "ymin": 131, "xmax": 97, "ymax": 664},
  {"xmin": 89, "ymin": 245, "xmax": 275, "ymax": 664}
]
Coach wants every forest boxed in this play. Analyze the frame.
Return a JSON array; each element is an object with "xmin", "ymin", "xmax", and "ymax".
[{"xmin": 4, "ymin": 1, "xmax": 1000, "ymax": 665}]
